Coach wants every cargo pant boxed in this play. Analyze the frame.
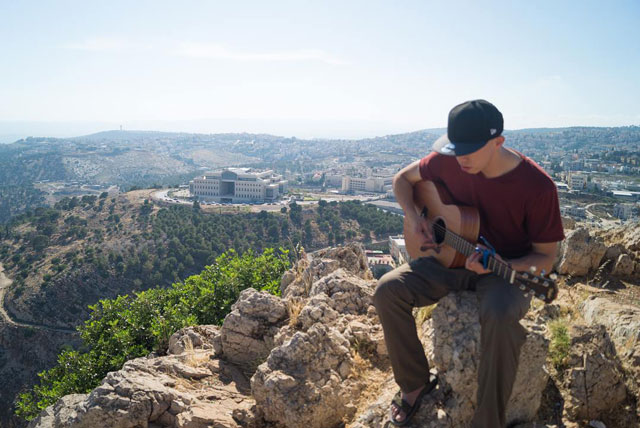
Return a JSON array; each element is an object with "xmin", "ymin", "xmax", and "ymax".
[{"xmin": 373, "ymin": 256, "xmax": 531, "ymax": 428}]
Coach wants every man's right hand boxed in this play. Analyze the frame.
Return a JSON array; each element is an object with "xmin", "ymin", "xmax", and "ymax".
[{"xmin": 406, "ymin": 214, "xmax": 437, "ymax": 251}]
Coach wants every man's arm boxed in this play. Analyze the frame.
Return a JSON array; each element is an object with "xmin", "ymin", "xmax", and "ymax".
[
  {"xmin": 393, "ymin": 160, "xmax": 434, "ymax": 246},
  {"xmin": 466, "ymin": 241, "xmax": 559, "ymax": 276},
  {"xmin": 505, "ymin": 241, "xmax": 559, "ymax": 275},
  {"xmin": 393, "ymin": 160, "xmax": 422, "ymax": 223}
]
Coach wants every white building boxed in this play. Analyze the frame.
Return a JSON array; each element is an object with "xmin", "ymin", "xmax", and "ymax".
[
  {"xmin": 189, "ymin": 168, "xmax": 287, "ymax": 203},
  {"xmin": 561, "ymin": 205, "xmax": 586, "ymax": 218},
  {"xmin": 389, "ymin": 235, "xmax": 410, "ymax": 265},
  {"xmin": 342, "ymin": 176, "xmax": 393, "ymax": 193},
  {"xmin": 568, "ymin": 173, "xmax": 587, "ymax": 190}
]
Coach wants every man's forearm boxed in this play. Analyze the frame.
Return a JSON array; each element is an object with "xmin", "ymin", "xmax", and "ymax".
[
  {"xmin": 393, "ymin": 174, "xmax": 419, "ymax": 222},
  {"xmin": 505, "ymin": 252, "xmax": 555, "ymax": 275}
]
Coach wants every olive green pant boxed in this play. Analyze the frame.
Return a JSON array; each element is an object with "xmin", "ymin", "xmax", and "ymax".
[{"xmin": 373, "ymin": 257, "xmax": 531, "ymax": 428}]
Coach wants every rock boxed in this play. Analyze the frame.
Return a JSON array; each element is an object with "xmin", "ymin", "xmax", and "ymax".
[
  {"xmin": 353, "ymin": 292, "xmax": 549, "ymax": 427},
  {"xmin": 557, "ymin": 325, "xmax": 627, "ymax": 421},
  {"xmin": 579, "ymin": 296, "xmax": 640, "ymax": 390},
  {"xmin": 220, "ymin": 288, "xmax": 288, "ymax": 373},
  {"xmin": 28, "ymin": 353, "xmax": 254, "ymax": 428},
  {"xmin": 281, "ymin": 243, "xmax": 372, "ymax": 298},
  {"xmin": 251, "ymin": 323, "xmax": 359, "ymax": 428},
  {"xmin": 612, "ymin": 253, "xmax": 635, "ymax": 277},
  {"xmin": 561, "ymin": 216, "xmax": 576, "ymax": 231},
  {"xmin": 168, "ymin": 325, "xmax": 221, "ymax": 356},
  {"xmin": 556, "ymin": 228, "xmax": 607, "ymax": 276},
  {"xmin": 604, "ymin": 243, "xmax": 626, "ymax": 261}
]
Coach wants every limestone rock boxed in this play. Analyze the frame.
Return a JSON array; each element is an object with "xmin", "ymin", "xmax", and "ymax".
[
  {"xmin": 251, "ymin": 323, "xmax": 359, "ymax": 428},
  {"xmin": 353, "ymin": 292, "xmax": 549, "ymax": 427},
  {"xmin": 580, "ymin": 296, "xmax": 640, "ymax": 389},
  {"xmin": 558, "ymin": 325, "xmax": 627, "ymax": 421},
  {"xmin": 556, "ymin": 228, "xmax": 607, "ymax": 276},
  {"xmin": 28, "ymin": 352, "xmax": 254, "ymax": 428},
  {"xmin": 168, "ymin": 325, "xmax": 221, "ymax": 356},
  {"xmin": 281, "ymin": 243, "xmax": 372, "ymax": 298},
  {"xmin": 220, "ymin": 288, "xmax": 288, "ymax": 373}
]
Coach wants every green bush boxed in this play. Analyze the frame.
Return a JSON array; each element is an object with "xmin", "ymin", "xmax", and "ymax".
[{"xmin": 15, "ymin": 247, "xmax": 290, "ymax": 421}]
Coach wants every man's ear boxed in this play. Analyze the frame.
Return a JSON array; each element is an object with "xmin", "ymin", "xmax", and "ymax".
[{"xmin": 492, "ymin": 136, "xmax": 505, "ymax": 148}]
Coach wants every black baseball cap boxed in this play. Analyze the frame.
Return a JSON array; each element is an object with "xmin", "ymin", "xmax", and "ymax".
[{"xmin": 432, "ymin": 99, "xmax": 504, "ymax": 156}]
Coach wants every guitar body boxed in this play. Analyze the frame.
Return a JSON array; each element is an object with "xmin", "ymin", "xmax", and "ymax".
[{"xmin": 404, "ymin": 180, "xmax": 480, "ymax": 267}]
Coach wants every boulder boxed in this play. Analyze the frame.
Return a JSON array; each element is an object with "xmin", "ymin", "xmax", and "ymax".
[
  {"xmin": 281, "ymin": 243, "xmax": 371, "ymax": 298},
  {"xmin": 580, "ymin": 296, "xmax": 640, "ymax": 388},
  {"xmin": 28, "ymin": 352, "xmax": 255, "ymax": 428},
  {"xmin": 352, "ymin": 292, "xmax": 549, "ymax": 427},
  {"xmin": 558, "ymin": 325, "xmax": 627, "ymax": 421},
  {"xmin": 556, "ymin": 228, "xmax": 607, "ymax": 276},
  {"xmin": 219, "ymin": 288, "xmax": 288, "ymax": 373}
]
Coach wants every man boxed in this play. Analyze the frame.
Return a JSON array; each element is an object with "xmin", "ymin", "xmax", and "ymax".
[{"xmin": 373, "ymin": 99, "xmax": 564, "ymax": 427}]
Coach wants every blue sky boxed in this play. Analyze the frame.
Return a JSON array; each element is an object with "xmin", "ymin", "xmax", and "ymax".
[{"xmin": 1, "ymin": 0, "xmax": 639, "ymax": 139}]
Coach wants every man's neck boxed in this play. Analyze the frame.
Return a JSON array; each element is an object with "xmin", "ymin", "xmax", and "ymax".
[{"xmin": 481, "ymin": 147, "xmax": 522, "ymax": 178}]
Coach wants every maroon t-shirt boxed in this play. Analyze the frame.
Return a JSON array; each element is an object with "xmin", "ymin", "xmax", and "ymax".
[{"xmin": 419, "ymin": 151, "xmax": 565, "ymax": 259}]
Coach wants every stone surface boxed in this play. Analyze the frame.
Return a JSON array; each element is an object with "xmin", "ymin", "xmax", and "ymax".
[
  {"xmin": 168, "ymin": 325, "xmax": 220, "ymax": 356},
  {"xmin": 579, "ymin": 296, "xmax": 640, "ymax": 390},
  {"xmin": 219, "ymin": 288, "xmax": 288, "ymax": 373},
  {"xmin": 353, "ymin": 292, "xmax": 549, "ymax": 427},
  {"xmin": 612, "ymin": 253, "xmax": 635, "ymax": 277},
  {"xmin": 555, "ymin": 228, "xmax": 607, "ymax": 276},
  {"xmin": 557, "ymin": 325, "xmax": 627, "ymax": 421},
  {"xmin": 29, "ymin": 352, "xmax": 255, "ymax": 428}
]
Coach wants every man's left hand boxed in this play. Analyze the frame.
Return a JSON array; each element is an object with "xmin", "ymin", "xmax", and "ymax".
[{"xmin": 465, "ymin": 244, "xmax": 504, "ymax": 275}]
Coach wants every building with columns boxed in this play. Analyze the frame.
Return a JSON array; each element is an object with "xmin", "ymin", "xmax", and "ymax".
[{"xmin": 189, "ymin": 168, "xmax": 287, "ymax": 203}]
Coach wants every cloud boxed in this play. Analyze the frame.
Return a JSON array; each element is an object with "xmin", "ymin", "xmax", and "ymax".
[
  {"xmin": 174, "ymin": 42, "xmax": 347, "ymax": 65},
  {"xmin": 62, "ymin": 37, "xmax": 347, "ymax": 65}
]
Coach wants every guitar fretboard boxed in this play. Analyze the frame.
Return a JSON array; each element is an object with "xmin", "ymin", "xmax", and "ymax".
[{"xmin": 439, "ymin": 225, "xmax": 516, "ymax": 283}]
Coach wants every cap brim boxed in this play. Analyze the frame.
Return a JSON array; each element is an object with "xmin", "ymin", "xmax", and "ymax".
[{"xmin": 432, "ymin": 133, "xmax": 486, "ymax": 156}]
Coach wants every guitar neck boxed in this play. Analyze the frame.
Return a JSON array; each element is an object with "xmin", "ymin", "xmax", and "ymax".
[{"xmin": 442, "ymin": 230, "xmax": 516, "ymax": 284}]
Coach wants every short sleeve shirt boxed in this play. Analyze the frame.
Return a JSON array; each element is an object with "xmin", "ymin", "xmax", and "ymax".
[{"xmin": 418, "ymin": 151, "xmax": 565, "ymax": 259}]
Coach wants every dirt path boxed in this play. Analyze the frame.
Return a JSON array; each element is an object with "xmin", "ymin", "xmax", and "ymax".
[{"xmin": 0, "ymin": 263, "xmax": 75, "ymax": 333}]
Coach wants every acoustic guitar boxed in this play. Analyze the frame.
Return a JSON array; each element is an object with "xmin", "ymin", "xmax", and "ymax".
[{"xmin": 403, "ymin": 180, "xmax": 558, "ymax": 303}]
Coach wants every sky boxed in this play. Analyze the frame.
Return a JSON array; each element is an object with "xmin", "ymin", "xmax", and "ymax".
[{"xmin": 1, "ymin": 0, "xmax": 639, "ymax": 141}]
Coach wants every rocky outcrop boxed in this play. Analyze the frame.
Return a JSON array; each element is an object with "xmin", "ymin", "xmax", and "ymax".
[
  {"xmin": 251, "ymin": 264, "xmax": 379, "ymax": 428},
  {"xmin": 556, "ymin": 324, "xmax": 627, "ymax": 421},
  {"xmin": 352, "ymin": 292, "xmax": 549, "ymax": 427},
  {"xmin": 555, "ymin": 228, "xmax": 607, "ymax": 276},
  {"xmin": 30, "ymin": 242, "xmax": 640, "ymax": 428},
  {"xmin": 580, "ymin": 296, "xmax": 640, "ymax": 390},
  {"xmin": 29, "ymin": 326, "xmax": 256, "ymax": 428},
  {"xmin": 219, "ymin": 288, "xmax": 288, "ymax": 373}
]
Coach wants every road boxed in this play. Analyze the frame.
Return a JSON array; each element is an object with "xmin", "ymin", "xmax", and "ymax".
[{"xmin": 0, "ymin": 263, "xmax": 75, "ymax": 333}]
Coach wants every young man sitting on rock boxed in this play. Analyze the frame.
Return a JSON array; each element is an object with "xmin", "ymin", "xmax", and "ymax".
[{"xmin": 373, "ymin": 99, "xmax": 564, "ymax": 427}]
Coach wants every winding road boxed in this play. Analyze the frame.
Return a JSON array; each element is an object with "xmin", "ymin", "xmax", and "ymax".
[{"xmin": 0, "ymin": 263, "xmax": 75, "ymax": 333}]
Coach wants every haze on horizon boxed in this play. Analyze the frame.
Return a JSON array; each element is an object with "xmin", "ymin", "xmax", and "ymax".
[{"xmin": 1, "ymin": 0, "xmax": 639, "ymax": 142}]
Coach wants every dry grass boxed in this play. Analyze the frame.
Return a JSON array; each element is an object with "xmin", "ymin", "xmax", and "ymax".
[
  {"xmin": 286, "ymin": 297, "xmax": 306, "ymax": 328},
  {"xmin": 181, "ymin": 337, "xmax": 210, "ymax": 368},
  {"xmin": 415, "ymin": 304, "xmax": 436, "ymax": 326}
]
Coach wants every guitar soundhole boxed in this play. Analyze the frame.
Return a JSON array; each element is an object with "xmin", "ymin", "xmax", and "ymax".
[{"xmin": 433, "ymin": 218, "xmax": 446, "ymax": 244}]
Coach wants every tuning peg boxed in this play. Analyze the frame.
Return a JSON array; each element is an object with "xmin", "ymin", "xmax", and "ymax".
[
  {"xmin": 540, "ymin": 269, "xmax": 546, "ymax": 276},
  {"xmin": 542, "ymin": 281, "xmax": 549, "ymax": 288},
  {"xmin": 549, "ymin": 273, "xmax": 558, "ymax": 280},
  {"xmin": 529, "ymin": 266, "xmax": 537, "ymax": 274},
  {"xmin": 519, "ymin": 284, "xmax": 526, "ymax": 291},
  {"xmin": 522, "ymin": 273, "xmax": 529, "ymax": 279},
  {"xmin": 538, "ymin": 294, "xmax": 546, "ymax": 301},
  {"xmin": 533, "ymin": 277, "xmax": 539, "ymax": 283}
]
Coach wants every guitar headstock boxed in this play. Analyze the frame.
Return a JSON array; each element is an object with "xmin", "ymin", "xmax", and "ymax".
[{"xmin": 514, "ymin": 271, "xmax": 558, "ymax": 303}]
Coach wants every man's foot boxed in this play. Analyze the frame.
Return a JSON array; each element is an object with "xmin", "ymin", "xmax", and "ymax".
[
  {"xmin": 390, "ymin": 386, "xmax": 425, "ymax": 424},
  {"xmin": 389, "ymin": 374, "xmax": 437, "ymax": 426}
]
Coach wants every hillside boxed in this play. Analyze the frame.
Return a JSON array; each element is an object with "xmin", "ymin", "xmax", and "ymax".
[
  {"xmin": 0, "ymin": 191, "xmax": 402, "ymax": 426},
  {"xmin": 24, "ymin": 229, "xmax": 640, "ymax": 428}
]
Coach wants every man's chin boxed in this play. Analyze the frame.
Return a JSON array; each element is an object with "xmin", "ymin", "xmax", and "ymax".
[{"xmin": 460, "ymin": 166, "xmax": 477, "ymax": 174}]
